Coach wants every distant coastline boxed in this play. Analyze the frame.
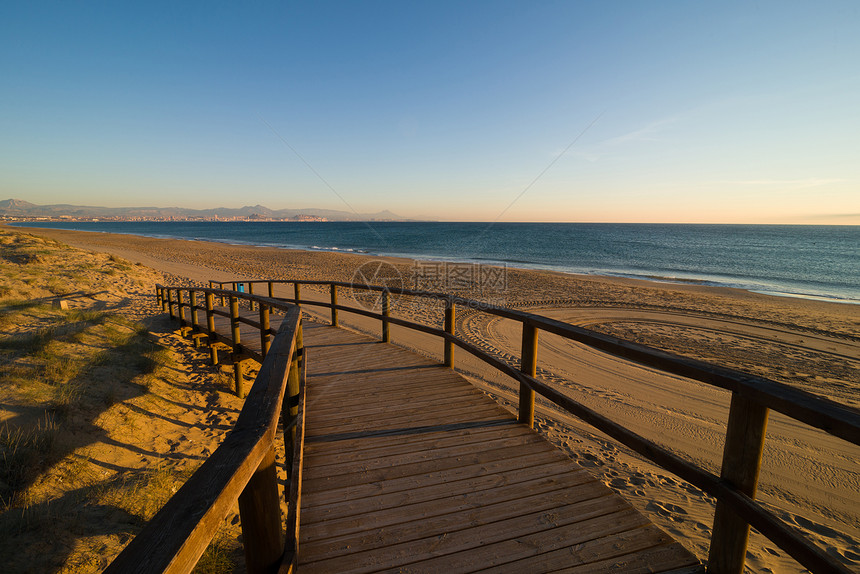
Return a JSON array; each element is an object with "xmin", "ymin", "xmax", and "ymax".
[
  {"xmin": 0, "ymin": 198, "xmax": 409, "ymax": 223},
  {"xmin": 11, "ymin": 220, "xmax": 859, "ymax": 305}
]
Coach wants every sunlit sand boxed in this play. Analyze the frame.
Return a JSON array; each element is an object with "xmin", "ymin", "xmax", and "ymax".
[{"xmin": 21, "ymin": 226, "xmax": 860, "ymax": 572}]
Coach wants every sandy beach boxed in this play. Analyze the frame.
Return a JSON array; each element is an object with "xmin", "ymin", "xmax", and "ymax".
[{"xmin": 17, "ymin": 225, "xmax": 860, "ymax": 572}]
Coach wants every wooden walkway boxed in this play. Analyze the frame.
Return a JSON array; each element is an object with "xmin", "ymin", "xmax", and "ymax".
[{"xmin": 295, "ymin": 320, "xmax": 703, "ymax": 573}]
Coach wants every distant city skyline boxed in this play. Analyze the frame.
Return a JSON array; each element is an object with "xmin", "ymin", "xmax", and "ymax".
[{"xmin": 2, "ymin": 1, "xmax": 858, "ymax": 224}]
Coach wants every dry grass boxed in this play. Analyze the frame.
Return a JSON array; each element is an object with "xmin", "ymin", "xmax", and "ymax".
[
  {"xmin": 94, "ymin": 461, "xmax": 191, "ymax": 523},
  {"xmin": 0, "ymin": 415, "xmax": 59, "ymax": 499},
  {"xmin": 0, "ymin": 228, "xmax": 243, "ymax": 572}
]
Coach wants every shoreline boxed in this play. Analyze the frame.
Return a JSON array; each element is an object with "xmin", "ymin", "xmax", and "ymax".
[{"xmin": 8, "ymin": 222, "xmax": 858, "ymax": 306}]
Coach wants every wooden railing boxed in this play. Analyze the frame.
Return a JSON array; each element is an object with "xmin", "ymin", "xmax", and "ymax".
[
  {"xmin": 209, "ymin": 279, "xmax": 859, "ymax": 574},
  {"xmin": 106, "ymin": 285, "xmax": 305, "ymax": 574}
]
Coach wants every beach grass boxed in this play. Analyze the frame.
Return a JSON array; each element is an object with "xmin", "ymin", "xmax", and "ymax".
[
  {"xmin": 0, "ymin": 228, "xmax": 243, "ymax": 572},
  {"xmin": 0, "ymin": 273, "xmax": 163, "ymax": 508}
]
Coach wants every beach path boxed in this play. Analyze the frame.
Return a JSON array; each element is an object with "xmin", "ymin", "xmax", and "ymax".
[{"xmin": 293, "ymin": 319, "xmax": 703, "ymax": 573}]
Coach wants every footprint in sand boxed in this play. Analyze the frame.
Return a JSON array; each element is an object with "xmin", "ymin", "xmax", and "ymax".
[
  {"xmin": 630, "ymin": 474, "xmax": 647, "ymax": 486},
  {"xmin": 645, "ymin": 501, "xmax": 688, "ymax": 521},
  {"xmin": 682, "ymin": 483, "xmax": 703, "ymax": 495},
  {"xmin": 793, "ymin": 515, "xmax": 846, "ymax": 539},
  {"xmin": 612, "ymin": 478, "xmax": 632, "ymax": 490}
]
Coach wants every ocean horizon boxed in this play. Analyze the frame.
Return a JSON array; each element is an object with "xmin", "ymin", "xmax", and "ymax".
[{"xmin": 12, "ymin": 221, "xmax": 860, "ymax": 305}]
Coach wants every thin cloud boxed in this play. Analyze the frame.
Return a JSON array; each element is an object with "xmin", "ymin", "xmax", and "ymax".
[
  {"xmin": 725, "ymin": 178, "xmax": 847, "ymax": 188},
  {"xmin": 564, "ymin": 113, "xmax": 685, "ymax": 162},
  {"xmin": 603, "ymin": 117, "xmax": 679, "ymax": 146}
]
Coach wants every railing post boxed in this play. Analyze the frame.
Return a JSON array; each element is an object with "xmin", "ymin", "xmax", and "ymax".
[
  {"xmin": 283, "ymin": 341, "xmax": 305, "ymax": 569},
  {"xmin": 259, "ymin": 303, "xmax": 271, "ymax": 359},
  {"xmin": 519, "ymin": 321, "xmax": 538, "ymax": 428},
  {"xmin": 156, "ymin": 287, "xmax": 164, "ymax": 311},
  {"xmin": 206, "ymin": 292, "xmax": 215, "ymax": 334},
  {"xmin": 443, "ymin": 298, "xmax": 455, "ymax": 367},
  {"xmin": 180, "ymin": 290, "xmax": 188, "ymax": 327},
  {"xmin": 294, "ymin": 282, "xmax": 301, "ymax": 307},
  {"xmin": 206, "ymin": 292, "xmax": 218, "ymax": 365},
  {"xmin": 189, "ymin": 291, "xmax": 199, "ymax": 346},
  {"xmin": 268, "ymin": 280, "xmax": 274, "ymax": 299},
  {"xmin": 238, "ymin": 444, "xmax": 284, "ymax": 574},
  {"xmin": 708, "ymin": 393, "xmax": 769, "ymax": 574},
  {"xmin": 295, "ymin": 316, "xmax": 304, "ymax": 370},
  {"xmin": 330, "ymin": 284, "xmax": 338, "ymax": 327},
  {"xmin": 381, "ymin": 290, "xmax": 391, "ymax": 343},
  {"xmin": 284, "ymin": 322, "xmax": 303, "ymax": 482},
  {"xmin": 190, "ymin": 291, "xmax": 198, "ymax": 329},
  {"xmin": 167, "ymin": 289, "xmax": 175, "ymax": 319},
  {"xmin": 230, "ymin": 296, "xmax": 245, "ymax": 398},
  {"xmin": 248, "ymin": 282, "xmax": 255, "ymax": 311}
]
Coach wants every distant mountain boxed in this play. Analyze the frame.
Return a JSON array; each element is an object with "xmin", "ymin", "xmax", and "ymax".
[
  {"xmin": 0, "ymin": 199, "xmax": 38, "ymax": 212},
  {"xmin": 0, "ymin": 199, "xmax": 408, "ymax": 221}
]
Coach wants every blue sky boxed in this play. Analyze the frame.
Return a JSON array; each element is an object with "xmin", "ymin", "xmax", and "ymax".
[{"xmin": 2, "ymin": 1, "xmax": 858, "ymax": 222}]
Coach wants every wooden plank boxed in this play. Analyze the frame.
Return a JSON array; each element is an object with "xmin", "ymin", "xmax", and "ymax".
[
  {"xmin": 298, "ymin": 502, "xmax": 640, "ymax": 574},
  {"xmin": 304, "ymin": 409, "xmax": 510, "ymax": 440},
  {"xmin": 552, "ymin": 543, "xmax": 702, "ymax": 574},
  {"xmin": 300, "ymin": 469, "xmax": 600, "ymax": 547},
  {"xmin": 301, "ymin": 439, "xmax": 561, "ymax": 494},
  {"xmin": 307, "ymin": 395, "xmax": 515, "ymax": 427},
  {"xmin": 470, "ymin": 524, "xmax": 682, "ymax": 573},
  {"xmin": 307, "ymin": 375, "xmax": 481, "ymax": 398},
  {"xmin": 299, "ymin": 450, "xmax": 570, "ymax": 509},
  {"xmin": 302, "ymin": 424, "xmax": 534, "ymax": 461},
  {"xmin": 305, "ymin": 399, "xmax": 509, "ymax": 429},
  {"xmin": 304, "ymin": 388, "xmax": 493, "ymax": 422},
  {"xmin": 300, "ymin": 488, "xmax": 622, "ymax": 566},
  {"xmin": 302, "ymin": 432, "xmax": 547, "ymax": 481},
  {"xmin": 306, "ymin": 375, "xmax": 464, "ymax": 395},
  {"xmin": 304, "ymin": 398, "xmax": 503, "ymax": 427},
  {"xmin": 308, "ymin": 367, "xmax": 466, "ymax": 387},
  {"xmin": 300, "ymin": 460, "xmax": 590, "ymax": 524},
  {"xmin": 304, "ymin": 402, "xmax": 509, "ymax": 436}
]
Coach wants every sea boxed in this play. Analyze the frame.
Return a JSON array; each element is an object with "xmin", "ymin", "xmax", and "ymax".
[{"xmin": 11, "ymin": 221, "xmax": 860, "ymax": 304}]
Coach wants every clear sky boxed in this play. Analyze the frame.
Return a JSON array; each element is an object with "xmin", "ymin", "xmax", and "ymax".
[{"xmin": 2, "ymin": 1, "xmax": 858, "ymax": 223}]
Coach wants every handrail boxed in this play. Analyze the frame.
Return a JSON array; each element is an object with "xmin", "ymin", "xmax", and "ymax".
[
  {"xmin": 210, "ymin": 278, "xmax": 859, "ymax": 574},
  {"xmin": 107, "ymin": 286, "xmax": 305, "ymax": 574},
  {"xmin": 210, "ymin": 281, "xmax": 860, "ymax": 443}
]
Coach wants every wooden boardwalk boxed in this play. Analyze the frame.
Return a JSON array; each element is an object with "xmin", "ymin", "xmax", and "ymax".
[{"xmin": 295, "ymin": 320, "xmax": 703, "ymax": 573}]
